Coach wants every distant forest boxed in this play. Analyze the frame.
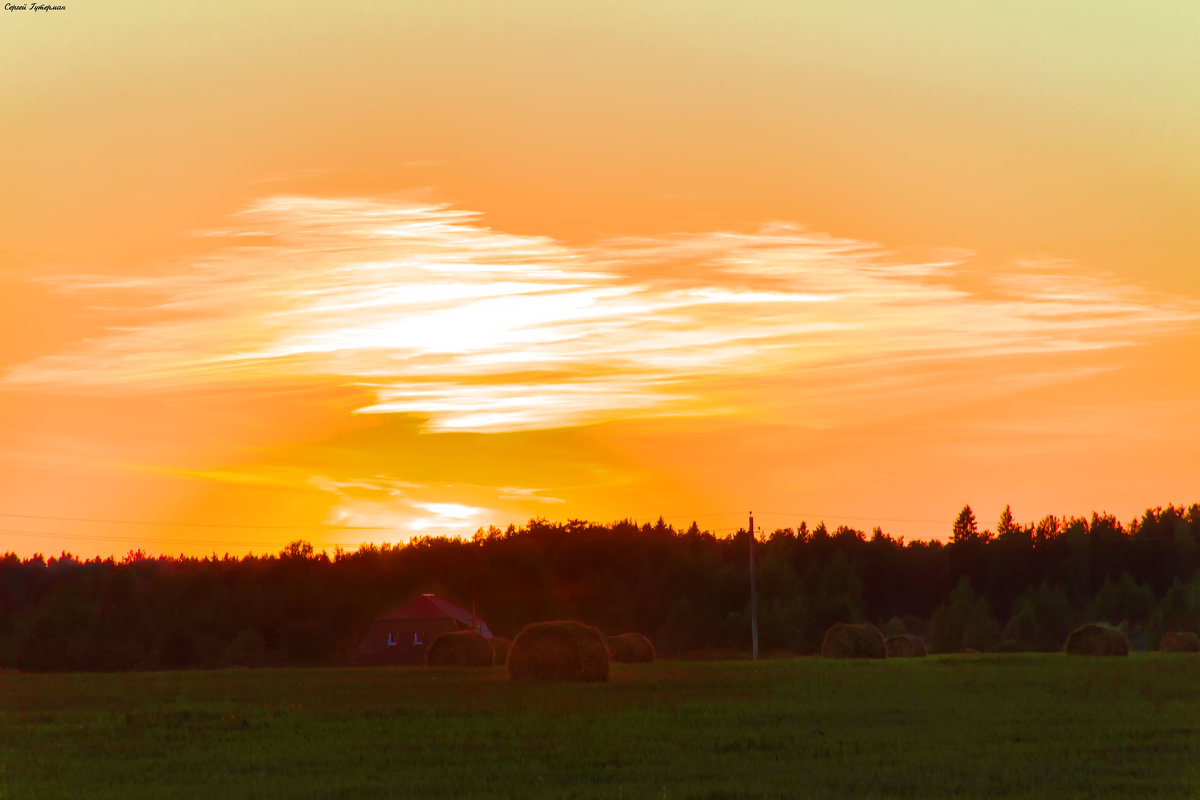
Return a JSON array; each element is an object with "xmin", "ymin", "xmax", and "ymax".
[{"xmin": 3, "ymin": 503, "xmax": 1200, "ymax": 671}]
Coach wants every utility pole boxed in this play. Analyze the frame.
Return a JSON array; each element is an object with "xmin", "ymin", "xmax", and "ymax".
[{"xmin": 749, "ymin": 511, "xmax": 759, "ymax": 660}]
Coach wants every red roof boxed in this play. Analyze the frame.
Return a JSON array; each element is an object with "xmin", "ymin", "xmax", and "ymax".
[{"xmin": 376, "ymin": 593, "xmax": 492, "ymax": 636}]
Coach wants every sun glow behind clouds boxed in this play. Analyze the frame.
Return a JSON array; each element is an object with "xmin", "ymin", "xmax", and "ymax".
[
  {"xmin": 6, "ymin": 195, "xmax": 1196, "ymax": 435},
  {"xmin": 309, "ymin": 475, "xmax": 488, "ymax": 538}
]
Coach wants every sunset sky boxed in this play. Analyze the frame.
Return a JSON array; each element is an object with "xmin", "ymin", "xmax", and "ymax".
[{"xmin": 2, "ymin": 2, "xmax": 1198, "ymax": 556}]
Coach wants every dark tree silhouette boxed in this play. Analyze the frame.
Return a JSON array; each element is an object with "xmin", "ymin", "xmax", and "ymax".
[
  {"xmin": 1, "ymin": 502, "xmax": 1198, "ymax": 670},
  {"xmin": 953, "ymin": 505, "xmax": 979, "ymax": 543}
]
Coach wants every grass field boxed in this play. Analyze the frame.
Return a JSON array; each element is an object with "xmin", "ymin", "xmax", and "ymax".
[{"xmin": 3, "ymin": 654, "xmax": 1200, "ymax": 798}]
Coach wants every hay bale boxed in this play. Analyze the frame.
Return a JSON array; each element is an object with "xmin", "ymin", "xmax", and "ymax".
[
  {"xmin": 507, "ymin": 620, "xmax": 609, "ymax": 682},
  {"xmin": 1158, "ymin": 631, "xmax": 1200, "ymax": 653},
  {"xmin": 487, "ymin": 636, "xmax": 512, "ymax": 665},
  {"xmin": 885, "ymin": 634, "xmax": 927, "ymax": 658},
  {"xmin": 820, "ymin": 623, "xmax": 886, "ymax": 659},
  {"xmin": 1065, "ymin": 623, "xmax": 1129, "ymax": 656},
  {"xmin": 424, "ymin": 630, "xmax": 494, "ymax": 667},
  {"xmin": 606, "ymin": 632, "xmax": 656, "ymax": 663}
]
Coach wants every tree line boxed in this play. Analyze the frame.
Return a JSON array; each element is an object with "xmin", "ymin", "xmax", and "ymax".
[{"xmin": 2, "ymin": 503, "xmax": 1199, "ymax": 671}]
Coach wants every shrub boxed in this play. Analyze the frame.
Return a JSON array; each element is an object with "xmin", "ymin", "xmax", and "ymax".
[
  {"xmin": 929, "ymin": 578, "xmax": 1002, "ymax": 653},
  {"xmin": 1148, "ymin": 577, "xmax": 1200, "ymax": 647},
  {"xmin": 801, "ymin": 552, "xmax": 866, "ymax": 648},
  {"xmin": 226, "ymin": 629, "xmax": 266, "ymax": 667},
  {"xmin": 1091, "ymin": 574, "xmax": 1154, "ymax": 627},
  {"xmin": 1004, "ymin": 583, "xmax": 1074, "ymax": 652}
]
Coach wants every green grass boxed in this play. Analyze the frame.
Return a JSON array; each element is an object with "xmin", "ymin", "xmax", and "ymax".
[{"xmin": 3, "ymin": 654, "xmax": 1200, "ymax": 798}]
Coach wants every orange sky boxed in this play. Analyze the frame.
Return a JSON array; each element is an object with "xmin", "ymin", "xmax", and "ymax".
[{"xmin": 2, "ymin": 2, "xmax": 1198, "ymax": 556}]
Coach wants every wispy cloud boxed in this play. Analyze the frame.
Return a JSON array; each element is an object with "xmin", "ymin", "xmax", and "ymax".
[
  {"xmin": 310, "ymin": 474, "xmax": 489, "ymax": 537},
  {"xmin": 6, "ymin": 195, "xmax": 1196, "ymax": 432}
]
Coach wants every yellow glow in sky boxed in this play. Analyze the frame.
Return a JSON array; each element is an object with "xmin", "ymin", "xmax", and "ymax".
[{"xmin": 2, "ymin": 2, "xmax": 1199, "ymax": 555}]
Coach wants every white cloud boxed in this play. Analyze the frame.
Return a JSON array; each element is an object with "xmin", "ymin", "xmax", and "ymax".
[
  {"xmin": 5, "ymin": 195, "xmax": 1196, "ymax": 432},
  {"xmin": 309, "ymin": 474, "xmax": 490, "ymax": 538}
]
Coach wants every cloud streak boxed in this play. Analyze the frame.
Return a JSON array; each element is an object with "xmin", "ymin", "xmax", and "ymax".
[
  {"xmin": 6, "ymin": 195, "xmax": 1196, "ymax": 432},
  {"xmin": 309, "ymin": 474, "xmax": 490, "ymax": 537}
]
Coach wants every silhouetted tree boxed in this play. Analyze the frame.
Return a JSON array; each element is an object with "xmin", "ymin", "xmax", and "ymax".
[
  {"xmin": 953, "ymin": 505, "xmax": 979, "ymax": 543},
  {"xmin": 928, "ymin": 577, "xmax": 1001, "ymax": 652},
  {"xmin": 1003, "ymin": 582, "xmax": 1073, "ymax": 651},
  {"xmin": 1, "ymin": 503, "xmax": 1199, "ymax": 669}
]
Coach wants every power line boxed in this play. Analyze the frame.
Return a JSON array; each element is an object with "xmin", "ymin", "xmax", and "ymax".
[
  {"xmin": 0, "ymin": 528, "xmax": 363, "ymax": 550},
  {"xmin": 2, "ymin": 524, "xmax": 1193, "ymax": 555},
  {"xmin": 755, "ymin": 510, "xmax": 954, "ymax": 525},
  {"xmin": 0, "ymin": 512, "xmax": 390, "ymax": 530},
  {"xmin": 659, "ymin": 510, "xmax": 954, "ymax": 525},
  {"xmin": 1, "ymin": 507, "xmax": 956, "ymax": 534}
]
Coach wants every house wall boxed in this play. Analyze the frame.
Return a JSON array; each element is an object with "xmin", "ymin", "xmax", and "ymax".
[{"xmin": 351, "ymin": 618, "xmax": 460, "ymax": 665}]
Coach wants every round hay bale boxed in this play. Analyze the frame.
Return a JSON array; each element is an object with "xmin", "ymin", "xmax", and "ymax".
[
  {"xmin": 487, "ymin": 636, "xmax": 512, "ymax": 665},
  {"xmin": 1158, "ymin": 631, "xmax": 1200, "ymax": 653},
  {"xmin": 820, "ymin": 623, "xmax": 886, "ymax": 659},
  {"xmin": 507, "ymin": 620, "xmax": 609, "ymax": 682},
  {"xmin": 606, "ymin": 632, "xmax": 656, "ymax": 663},
  {"xmin": 1065, "ymin": 623, "xmax": 1129, "ymax": 656},
  {"xmin": 425, "ymin": 630, "xmax": 494, "ymax": 667},
  {"xmin": 885, "ymin": 634, "xmax": 927, "ymax": 658}
]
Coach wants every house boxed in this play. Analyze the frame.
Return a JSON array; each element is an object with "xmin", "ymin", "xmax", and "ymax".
[{"xmin": 349, "ymin": 593, "xmax": 493, "ymax": 665}]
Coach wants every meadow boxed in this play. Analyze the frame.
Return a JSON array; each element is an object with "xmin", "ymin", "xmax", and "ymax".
[{"xmin": 3, "ymin": 655, "xmax": 1199, "ymax": 799}]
